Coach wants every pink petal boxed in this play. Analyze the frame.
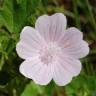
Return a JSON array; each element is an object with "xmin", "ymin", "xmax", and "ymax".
[
  {"xmin": 16, "ymin": 26, "xmax": 46, "ymax": 59},
  {"xmin": 53, "ymin": 55, "xmax": 81, "ymax": 86},
  {"xmin": 58, "ymin": 27, "xmax": 89, "ymax": 59},
  {"xmin": 53, "ymin": 60, "xmax": 72, "ymax": 86},
  {"xmin": 58, "ymin": 54, "xmax": 82, "ymax": 76},
  {"xmin": 63, "ymin": 40, "xmax": 89, "ymax": 59},
  {"xmin": 35, "ymin": 13, "xmax": 67, "ymax": 42},
  {"xmin": 16, "ymin": 42, "xmax": 39, "ymax": 59},
  {"xmin": 20, "ymin": 56, "xmax": 53, "ymax": 85},
  {"xmin": 58, "ymin": 27, "xmax": 83, "ymax": 44}
]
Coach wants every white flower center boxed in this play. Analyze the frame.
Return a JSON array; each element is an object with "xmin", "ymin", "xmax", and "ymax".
[{"xmin": 39, "ymin": 42, "xmax": 61, "ymax": 65}]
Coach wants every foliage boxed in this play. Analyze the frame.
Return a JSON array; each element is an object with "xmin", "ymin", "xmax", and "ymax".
[{"xmin": 0, "ymin": 0, "xmax": 96, "ymax": 96}]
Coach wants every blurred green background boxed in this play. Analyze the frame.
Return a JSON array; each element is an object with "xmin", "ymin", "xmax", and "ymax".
[{"xmin": 0, "ymin": 0, "xmax": 96, "ymax": 96}]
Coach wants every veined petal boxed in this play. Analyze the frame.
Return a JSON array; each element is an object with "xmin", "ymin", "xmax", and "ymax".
[
  {"xmin": 16, "ymin": 26, "xmax": 46, "ymax": 59},
  {"xmin": 16, "ymin": 42, "xmax": 39, "ymax": 59},
  {"xmin": 58, "ymin": 55, "xmax": 82, "ymax": 76},
  {"xmin": 20, "ymin": 57, "xmax": 53, "ymax": 85},
  {"xmin": 53, "ymin": 55, "xmax": 81, "ymax": 86},
  {"xmin": 63, "ymin": 40, "xmax": 89, "ymax": 59},
  {"xmin": 58, "ymin": 27, "xmax": 83, "ymax": 44},
  {"xmin": 35, "ymin": 13, "xmax": 67, "ymax": 42},
  {"xmin": 53, "ymin": 60, "xmax": 72, "ymax": 86},
  {"xmin": 58, "ymin": 27, "xmax": 89, "ymax": 59}
]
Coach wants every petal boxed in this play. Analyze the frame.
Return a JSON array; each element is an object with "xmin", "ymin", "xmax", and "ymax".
[
  {"xmin": 58, "ymin": 27, "xmax": 89, "ymax": 59},
  {"xmin": 53, "ymin": 60, "xmax": 72, "ymax": 86},
  {"xmin": 16, "ymin": 26, "xmax": 46, "ymax": 59},
  {"xmin": 58, "ymin": 27, "xmax": 83, "ymax": 45},
  {"xmin": 58, "ymin": 55, "xmax": 82, "ymax": 76},
  {"xmin": 63, "ymin": 40, "xmax": 89, "ymax": 59},
  {"xmin": 16, "ymin": 42, "xmax": 39, "ymax": 59},
  {"xmin": 20, "ymin": 56, "xmax": 53, "ymax": 85},
  {"xmin": 35, "ymin": 13, "xmax": 67, "ymax": 42},
  {"xmin": 53, "ymin": 55, "xmax": 81, "ymax": 86}
]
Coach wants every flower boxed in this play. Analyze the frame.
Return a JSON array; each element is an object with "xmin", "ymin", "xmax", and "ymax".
[{"xmin": 16, "ymin": 13, "xmax": 89, "ymax": 86}]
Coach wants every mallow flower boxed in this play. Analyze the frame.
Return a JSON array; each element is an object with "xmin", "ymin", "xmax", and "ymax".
[{"xmin": 16, "ymin": 13, "xmax": 89, "ymax": 86}]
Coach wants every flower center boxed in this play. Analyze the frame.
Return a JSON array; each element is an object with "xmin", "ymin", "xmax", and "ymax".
[{"xmin": 39, "ymin": 42, "xmax": 61, "ymax": 65}]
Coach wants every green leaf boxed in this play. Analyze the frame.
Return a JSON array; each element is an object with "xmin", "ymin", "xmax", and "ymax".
[
  {"xmin": 13, "ymin": 0, "xmax": 27, "ymax": 33},
  {"xmin": 21, "ymin": 81, "xmax": 44, "ymax": 96},
  {"xmin": 0, "ymin": 0, "xmax": 13, "ymax": 33},
  {"xmin": 14, "ymin": 0, "xmax": 41, "ymax": 33},
  {"xmin": 0, "ymin": 56, "xmax": 4, "ymax": 71}
]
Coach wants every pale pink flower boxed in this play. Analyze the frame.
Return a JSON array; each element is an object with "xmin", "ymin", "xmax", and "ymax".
[{"xmin": 16, "ymin": 13, "xmax": 89, "ymax": 86}]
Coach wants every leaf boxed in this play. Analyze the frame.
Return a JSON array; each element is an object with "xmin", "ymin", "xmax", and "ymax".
[
  {"xmin": 21, "ymin": 81, "xmax": 44, "ymax": 96},
  {"xmin": 44, "ymin": 81, "xmax": 55, "ymax": 96},
  {"xmin": 13, "ymin": 0, "xmax": 27, "ymax": 33},
  {"xmin": 0, "ymin": 56, "xmax": 4, "ymax": 71},
  {"xmin": 0, "ymin": 0, "xmax": 13, "ymax": 33},
  {"xmin": 13, "ymin": 0, "xmax": 41, "ymax": 33}
]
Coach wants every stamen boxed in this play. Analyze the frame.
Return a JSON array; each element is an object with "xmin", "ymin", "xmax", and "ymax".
[{"xmin": 39, "ymin": 42, "xmax": 61, "ymax": 64}]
